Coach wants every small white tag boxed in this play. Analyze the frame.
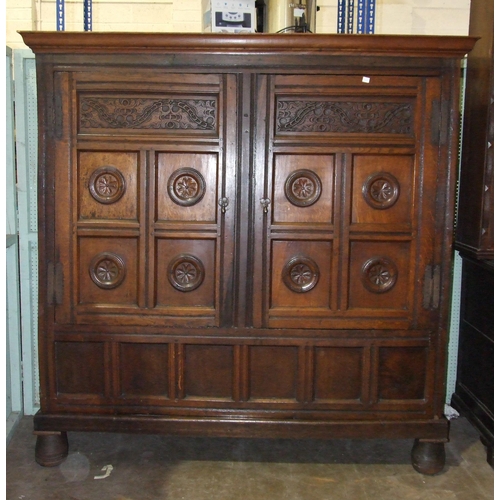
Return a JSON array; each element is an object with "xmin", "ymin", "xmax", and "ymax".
[
  {"xmin": 362, "ymin": 76, "xmax": 370, "ymax": 83},
  {"xmin": 444, "ymin": 404, "xmax": 459, "ymax": 420},
  {"xmin": 94, "ymin": 464, "xmax": 114, "ymax": 480}
]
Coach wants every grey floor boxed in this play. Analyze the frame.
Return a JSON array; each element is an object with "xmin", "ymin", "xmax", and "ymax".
[{"xmin": 7, "ymin": 416, "xmax": 493, "ymax": 500}]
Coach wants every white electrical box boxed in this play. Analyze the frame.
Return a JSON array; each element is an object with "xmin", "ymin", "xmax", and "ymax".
[{"xmin": 202, "ymin": 0, "xmax": 256, "ymax": 33}]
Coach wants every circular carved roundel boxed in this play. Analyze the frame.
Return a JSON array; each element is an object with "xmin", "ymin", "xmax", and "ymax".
[
  {"xmin": 89, "ymin": 252, "xmax": 126, "ymax": 289},
  {"xmin": 282, "ymin": 255, "xmax": 320, "ymax": 293},
  {"xmin": 168, "ymin": 254, "xmax": 205, "ymax": 292},
  {"xmin": 89, "ymin": 166, "xmax": 126, "ymax": 204},
  {"xmin": 168, "ymin": 168, "xmax": 206, "ymax": 207},
  {"xmin": 361, "ymin": 256, "xmax": 398, "ymax": 294},
  {"xmin": 284, "ymin": 169, "xmax": 322, "ymax": 207},
  {"xmin": 362, "ymin": 172, "xmax": 400, "ymax": 209}
]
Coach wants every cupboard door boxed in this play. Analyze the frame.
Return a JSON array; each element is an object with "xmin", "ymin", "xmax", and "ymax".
[
  {"xmin": 53, "ymin": 72, "xmax": 237, "ymax": 327},
  {"xmin": 253, "ymin": 74, "xmax": 443, "ymax": 330}
]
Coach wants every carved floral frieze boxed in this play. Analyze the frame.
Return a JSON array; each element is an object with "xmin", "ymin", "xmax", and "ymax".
[
  {"xmin": 80, "ymin": 96, "xmax": 217, "ymax": 131},
  {"xmin": 276, "ymin": 100, "xmax": 413, "ymax": 134}
]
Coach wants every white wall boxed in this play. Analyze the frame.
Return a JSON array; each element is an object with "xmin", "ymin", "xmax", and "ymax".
[
  {"xmin": 316, "ymin": 0, "xmax": 470, "ymax": 35},
  {"xmin": 6, "ymin": 0, "xmax": 202, "ymax": 47},
  {"xmin": 7, "ymin": 0, "xmax": 471, "ymax": 48}
]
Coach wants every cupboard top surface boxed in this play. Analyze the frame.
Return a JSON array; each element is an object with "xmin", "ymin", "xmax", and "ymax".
[{"xmin": 20, "ymin": 32, "xmax": 476, "ymax": 59}]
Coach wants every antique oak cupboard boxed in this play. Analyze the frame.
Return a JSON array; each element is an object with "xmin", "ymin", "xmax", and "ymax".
[{"xmin": 20, "ymin": 32, "xmax": 475, "ymax": 474}]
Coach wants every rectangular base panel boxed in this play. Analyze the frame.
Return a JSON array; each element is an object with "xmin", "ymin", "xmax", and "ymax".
[{"xmin": 33, "ymin": 412, "xmax": 449, "ymax": 441}]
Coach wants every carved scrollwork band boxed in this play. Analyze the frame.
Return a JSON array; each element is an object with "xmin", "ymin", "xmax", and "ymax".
[
  {"xmin": 284, "ymin": 169, "xmax": 322, "ymax": 207},
  {"xmin": 361, "ymin": 257, "xmax": 398, "ymax": 293},
  {"xmin": 89, "ymin": 166, "xmax": 126, "ymax": 204},
  {"xmin": 80, "ymin": 96, "xmax": 217, "ymax": 131},
  {"xmin": 168, "ymin": 168, "xmax": 206, "ymax": 206},
  {"xmin": 168, "ymin": 254, "xmax": 205, "ymax": 292},
  {"xmin": 89, "ymin": 252, "xmax": 126, "ymax": 289},
  {"xmin": 276, "ymin": 100, "xmax": 413, "ymax": 134},
  {"xmin": 362, "ymin": 172, "xmax": 400, "ymax": 209},
  {"xmin": 282, "ymin": 255, "xmax": 320, "ymax": 293}
]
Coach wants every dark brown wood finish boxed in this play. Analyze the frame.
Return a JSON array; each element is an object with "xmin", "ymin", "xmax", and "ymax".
[
  {"xmin": 452, "ymin": 0, "xmax": 494, "ymax": 467},
  {"xmin": 455, "ymin": 0, "xmax": 494, "ymax": 259},
  {"xmin": 20, "ymin": 32, "xmax": 475, "ymax": 473},
  {"xmin": 451, "ymin": 256, "xmax": 493, "ymax": 466}
]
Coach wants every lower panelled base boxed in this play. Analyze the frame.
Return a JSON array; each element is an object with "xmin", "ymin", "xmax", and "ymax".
[{"xmin": 33, "ymin": 411, "xmax": 449, "ymax": 474}]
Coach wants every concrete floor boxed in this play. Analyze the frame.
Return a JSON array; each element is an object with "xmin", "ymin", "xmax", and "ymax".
[{"xmin": 7, "ymin": 416, "xmax": 493, "ymax": 500}]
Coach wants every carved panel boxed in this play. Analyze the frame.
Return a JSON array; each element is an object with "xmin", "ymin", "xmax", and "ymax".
[
  {"xmin": 167, "ymin": 168, "xmax": 206, "ymax": 207},
  {"xmin": 361, "ymin": 257, "xmax": 398, "ymax": 293},
  {"xmin": 273, "ymin": 155, "xmax": 334, "ymax": 225},
  {"xmin": 79, "ymin": 151, "xmax": 139, "ymax": 222},
  {"xmin": 348, "ymin": 241, "xmax": 409, "ymax": 311},
  {"xmin": 155, "ymin": 238, "xmax": 216, "ymax": 310},
  {"xmin": 167, "ymin": 254, "xmax": 205, "ymax": 292},
  {"xmin": 282, "ymin": 255, "xmax": 320, "ymax": 293},
  {"xmin": 276, "ymin": 100, "xmax": 413, "ymax": 134},
  {"xmin": 89, "ymin": 252, "xmax": 126, "ymax": 289},
  {"xmin": 79, "ymin": 96, "xmax": 217, "ymax": 131},
  {"xmin": 79, "ymin": 237, "xmax": 139, "ymax": 307},
  {"xmin": 284, "ymin": 169, "xmax": 322, "ymax": 207},
  {"xmin": 156, "ymin": 153, "xmax": 218, "ymax": 223},
  {"xmin": 88, "ymin": 166, "xmax": 126, "ymax": 204},
  {"xmin": 362, "ymin": 172, "xmax": 400, "ymax": 209},
  {"xmin": 351, "ymin": 154, "xmax": 413, "ymax": 226}
]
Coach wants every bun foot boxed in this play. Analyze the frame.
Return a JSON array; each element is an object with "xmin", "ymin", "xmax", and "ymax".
[
  {"xmin": 34, "ymin": 431, "xmax": 69, "ymax": 467},
  {"xmin": 411, "ymin": 439, "xmax": 446, "ymax": 475}
]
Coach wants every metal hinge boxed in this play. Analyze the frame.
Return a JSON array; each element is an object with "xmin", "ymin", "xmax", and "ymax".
[
  {"xmin": 47, "ymin": 261, "xmax": 64, "ymax": 305},
  {"xmin": 423, "ymin": 264, "xmax": 441, "ymax": 310}
]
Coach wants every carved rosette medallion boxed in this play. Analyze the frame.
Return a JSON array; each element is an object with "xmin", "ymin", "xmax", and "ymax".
[
  {"xmin": 284, "ymin": 169, "xmax": 322, "ymax": 207},
  {"xmin": 361, "ymin": 257, "xmax": 398, "ymax": 293},
  {"xmin": 362, "ymin": 172, "xmax": 400, "ymax": 209},
  {"xmin": 282, "ymin": 255, "xmax": 320, "ymax": 293},
  {"xmin": 168, "ymin": 254, "xmax": 205, "ymax": 292},
  {"xmin": 168, "ymin": 168, "xmax": 206, "ymax": 207},
  {"xmin": 89, "ymin": 166, "xmax": 126, "ymax": 204},
  {"xmin": 89, "ymin": 252, "xmax": 126, "ymax": 289}
]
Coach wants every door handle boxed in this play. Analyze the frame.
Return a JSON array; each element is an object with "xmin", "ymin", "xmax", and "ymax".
[
  {"xmin": 218, "ymin": 197, "xmax": 229, "ymax": 214},
  {"xmin": 260, "ymin": 198, "xmax": 271, "ymax": 214}
]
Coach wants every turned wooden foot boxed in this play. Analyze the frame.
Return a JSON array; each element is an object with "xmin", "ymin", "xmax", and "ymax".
[
  {"xmin": 34, "ymin": 431, "xmax": 69, "ymax": 467},
  {"xmin": 411, "ymin": 439, "xmax": 446, "ymax": 475}
]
